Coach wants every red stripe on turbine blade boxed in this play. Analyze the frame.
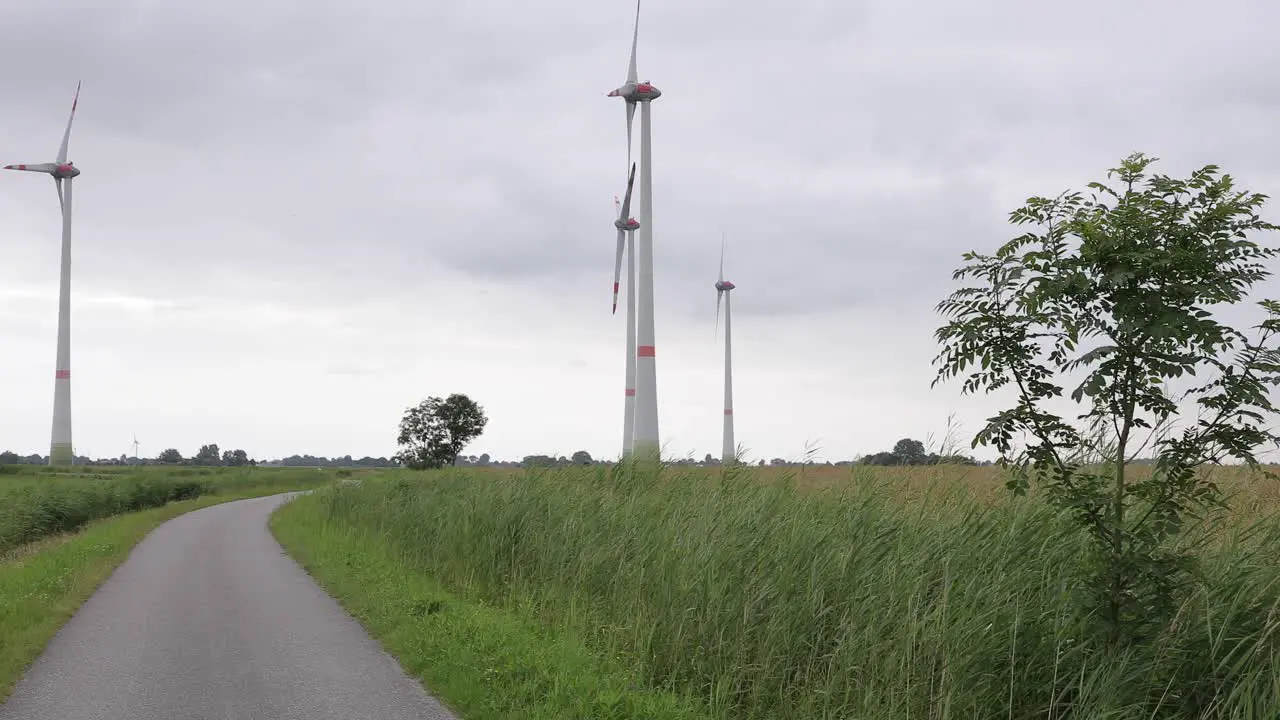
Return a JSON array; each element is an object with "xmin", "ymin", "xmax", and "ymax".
[
  {"xmin": 55, "ymin": 370, "xmax": 70, "ymax": 379},
  {"xmin": 638, "ymin": 345, "xmax": 655, "ymax": 357},
  {"xmin": 724, "ymin": 409, "xmax": 733, "ymax": 415},
  {"xmin": 625, "ymin": 389, "xmax": 636, "ymax": 396}
]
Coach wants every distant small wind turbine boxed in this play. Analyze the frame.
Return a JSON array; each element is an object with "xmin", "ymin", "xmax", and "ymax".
[
  {"xmin": 132, "ymin": 433, "xmax": 140, "ymax": 461},
  {"xmin": 612, "ymin": 164, "xmax": 639, "ymax": 458},
  {"xmin": 4, "ymin": 82, "xmax": 82, "ymax": 466},
  {"xmin": 715, "ymin": 233, "xmax": 737, "ymax": 465}
]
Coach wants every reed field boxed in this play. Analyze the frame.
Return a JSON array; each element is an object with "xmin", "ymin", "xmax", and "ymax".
[
  {"xmin": 274, "ymin": 463, "xmax": 1280, "ymax": 719},
  {"xmin": 0, "ymin": 465, "xmax": 336, "ymax": 555}
]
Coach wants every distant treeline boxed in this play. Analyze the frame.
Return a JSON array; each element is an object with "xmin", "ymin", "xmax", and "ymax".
[
  {"xmin": 856, "ymin": 438, "xmax": 982, "ymax": 467},
  {"xmin": 513, "ymin": 441, "xmax": 991, "ymax": 468},
  {"xmin": 0, "ymin": 447, "xmax": 402, "ymax": 469},
  {"xmin": 0, "ymin": 438, "xmax": 997, "ymax": 469}
]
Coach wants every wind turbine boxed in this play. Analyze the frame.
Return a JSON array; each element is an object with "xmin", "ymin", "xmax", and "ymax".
[
  {"xmin": 132, "ymin": 433, "xmax": 140, "ymax": 462},
  {"xmin": 608, "ymin": 0, "xmax": 662, "ymax": 461},
  {"xmin": 4, "ymin": 82, "xmax": 82, "ymax": 466},
  {"xmin": 612, "ymin": 164, "xmax": 639, "ymax": 458},
  {"xmin": 715, "ymin": 234, "xmax": 737, "ymax": 465}
]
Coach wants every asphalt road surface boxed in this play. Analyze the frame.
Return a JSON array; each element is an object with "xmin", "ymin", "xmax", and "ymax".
[{"xmin": 0, "ymin": 493, "xmax": 458, "ymax": 720}]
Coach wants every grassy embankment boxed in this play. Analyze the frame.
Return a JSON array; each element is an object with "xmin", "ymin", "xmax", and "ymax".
[
  {"xmin": 273, "ymin": 463, "xmax": 1280, "ymax": 719},
  {"xmin": 0, "ymin": 465, "xmax": 340, "ymax": 700}
]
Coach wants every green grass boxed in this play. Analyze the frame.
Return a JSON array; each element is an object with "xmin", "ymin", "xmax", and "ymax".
[
  {"xmin": 0, "ymin": 467, "xmax": 338, "ymax": 701},
  {"xmin": 271, "ymin": 498, "xmax": 708, "ymax": 719},
  {"xmin": 273, "ymin": 465, "xmax": 1280, "ymax": 719}
]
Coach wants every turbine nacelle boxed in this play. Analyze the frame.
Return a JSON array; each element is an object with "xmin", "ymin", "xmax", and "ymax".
[
  {"xmin": 608, "ymin": 81, "xmax": 662, "ymax": 102},
  {"xmin": 4, "ymin": 162, "xmax": 81, "ymax": 178},
  {"xmin": 716, "ymin": 280, "xmax": 735, "ymax": 292},
  {"xmin": 4, "ymin": 161, "xmax": 81, "ymax": 178},
  {"xmin": 615, "ymin": 217, "xmax": 640, "ymax": 231}
]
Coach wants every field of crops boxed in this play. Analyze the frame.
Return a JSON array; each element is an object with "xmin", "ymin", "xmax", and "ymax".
[
  {"xmin": 279, "ymin": 463, "xmax": 1280, "ymax": 719},
  {"xmin": 0, "ymin": 465, "xmax": 336, "ymax": 555}
]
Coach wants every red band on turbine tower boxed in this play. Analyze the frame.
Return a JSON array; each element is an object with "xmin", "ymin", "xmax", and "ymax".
[
  {"xmin": 625, "ymin": 389, "xmax": 636, "ymax": 396},
  {"xmin": 724, "ymin": 409, "xmax": 733, "ymax": 415},
  {"xmin": 638, "ymin": 345, "xmax": 655, "ymax": 358},
  {"xmin": 55, "ymin": 370, "xmax": 70, "ymax": 379}
]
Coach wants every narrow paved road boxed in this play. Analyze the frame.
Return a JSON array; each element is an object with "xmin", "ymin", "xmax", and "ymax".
[{"xmin": 0, "ymin": 494, "xmax": 457, "ymax": 720}]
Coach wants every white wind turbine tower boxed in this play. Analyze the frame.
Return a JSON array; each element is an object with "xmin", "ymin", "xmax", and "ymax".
[
  {"xmin": 607, "ymin": 0, "xmax": 662, "ymax": 461},
  {"xmin": 612, "ymin": 164, "xmax": 640, "ymax": 458},
  {"xmin": 132, "ymin": 433, "xmax": 141, "ymax": 462},
  {"xmin": 715, "ymin": 234, "xmax": 737, "ymax": 465},
  {"xmin": 4, "ymin": 82, "xmax": 82, "ymax": 466}
]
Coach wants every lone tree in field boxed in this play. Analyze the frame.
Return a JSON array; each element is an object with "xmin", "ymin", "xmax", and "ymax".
[
  {"xmin": 157, "ymin": 448, "xmax": 182, "ymax": 464},
  {"xmin": 194, "ymin": 443, "xmax": 221, "ymax": 466},
  {"xmin": 892, "ymin": 438, "xmax": 928, "ymax": 464},
  {"xmin": 933, "ymin": 153, "xmax": 1280, "ymax": 643},
  {"xmin": 395, "ymin": 394, "xmax": 488, "ymax": 470},
  {"xmin": 221, "ymin": 448, "xmax": 251, "ymax": 467}
]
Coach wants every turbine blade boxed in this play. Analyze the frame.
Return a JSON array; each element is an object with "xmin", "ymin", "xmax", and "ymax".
[
  {"xmin": 719, "ymin": 231, "xmax": 726, "ymax": 283},
  {"xmin": 56, "ymin": 81, "xmax": 80, "ymax": 165},
  {"xmin": 3, "ymin": 163, "xmax": 59, "ymax": 174},
  {"xmin": 626, "ymin": 102, "xmax": 636, "ymax": 168},
  {"xmin": 619, "ymin": 163, "xmax": 637, "ymax": 221},
  {"xmin": 55, "ymin": 177, "xmax": 63, "ymax": 212},
  {"xmin": 627, "ymin": 0, "xmax": 640, "ymax": 85},
  {"xmin": 612, "ymin": 227, "xmax": 625, "ymax": 314}
]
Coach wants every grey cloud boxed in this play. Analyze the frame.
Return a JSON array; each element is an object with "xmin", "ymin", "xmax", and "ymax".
[
  {"xmin": 325, "ymin": 364, "xmax": 380, "ymax": 378},
  {"xmin": 2, "ymin": 0, "xmax": 1279, "ymax": 324},
  {"xmin": 2, "ymin": 2, "xmax": 576, "ymax": 118},
  {"xmin": 2, "ymin": 0, "xmax": 1280, "ymax": 461}
]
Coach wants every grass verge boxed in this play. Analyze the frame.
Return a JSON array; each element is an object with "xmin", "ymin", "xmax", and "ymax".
[
  {"xmin": 0, "ymin": 483, "xmax": 327, "ymax": 702},
  {"xmin": 270, "ymin": 493, "xmax": 709, "ymax": 720}
]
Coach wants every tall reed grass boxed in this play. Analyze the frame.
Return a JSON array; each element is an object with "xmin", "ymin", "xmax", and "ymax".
[{"xmin": 309, "ymin": 464, "xmax": 1280, "ymax": 718}]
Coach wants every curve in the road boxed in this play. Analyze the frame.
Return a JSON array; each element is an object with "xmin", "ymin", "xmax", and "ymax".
[{"xmin": 0, "ymin": 493, "xmax": 457, "ymax": 720}]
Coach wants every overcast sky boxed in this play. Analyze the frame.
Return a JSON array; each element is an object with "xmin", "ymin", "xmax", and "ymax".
[{"xmin": 0, "ymin": 0, "xmax": 1278, "ymax": 463}]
